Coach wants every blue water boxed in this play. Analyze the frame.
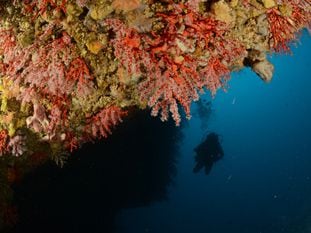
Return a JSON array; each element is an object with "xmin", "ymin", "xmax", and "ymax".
[
  {"xmin": 10, "ymin": 31, "xmax": 311, "ymax": 233},
  {"xmin": 116, "ymin": 32, "xmax": 311, "ymax": 233}
]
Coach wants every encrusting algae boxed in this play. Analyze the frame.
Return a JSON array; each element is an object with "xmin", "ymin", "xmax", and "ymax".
[{"xmin": 0, "ymin": 0, "xmax": 310, "ymax": 161}]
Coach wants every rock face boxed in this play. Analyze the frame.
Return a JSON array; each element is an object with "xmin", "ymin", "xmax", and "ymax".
[
  {"xmin": 261, "ymin": 0, "xmax": 276, "ymax": 9},
  {"xmin": 211, "ymin": 0, "xmax": 235, "ymax": 24},
  {"xmin": 247, "ymin": 49, "xmax": 274, "ymax": 82},
  {"xmin": 0, "ymin": 0, "xmax": 310, "ymax": 161},
  {"xmin": 252, "ymin": 59, "xmax": 274, "ymax": 83}
]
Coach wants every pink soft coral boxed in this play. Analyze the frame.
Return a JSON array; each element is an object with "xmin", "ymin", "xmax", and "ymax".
[
  {"xmin": 267, "ymin": 0, "xmax": 311, "ymax": 52},
  {"xmin": 106, "ymin": 3, "xmax": 245, "ymax": 125},
  {"xmin": 84, "ymin": 106, "xmax": 128, "ymax": 139}
]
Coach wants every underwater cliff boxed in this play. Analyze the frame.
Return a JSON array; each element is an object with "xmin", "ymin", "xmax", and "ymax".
[{"xmin": 0, "ymin": 0, "xmax": 310, "ymax": 230}]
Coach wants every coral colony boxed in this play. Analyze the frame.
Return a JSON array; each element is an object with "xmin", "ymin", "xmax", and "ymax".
[{"xmin": 0, "ymin": 0, "xmax": 310, "ymax": 160}]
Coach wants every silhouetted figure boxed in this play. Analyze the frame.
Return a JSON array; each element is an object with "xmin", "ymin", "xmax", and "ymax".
[{"xmin": 193, "ymin": 133, "xmax": 224, "ymax": 175}]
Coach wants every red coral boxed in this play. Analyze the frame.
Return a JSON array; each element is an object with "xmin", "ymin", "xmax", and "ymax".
[
  {"xmin": 64, "ymin": 131, "xmax": 79, "ymax": 152},
  {"xmin": 289, "ymin": 1, "xmax": 311, "ymax": 29},
  {"xmin": 0, "ymin": 28, "xmax": 32, "ymax": 79},
  {"xmin": 267, "ymin": 1, "xmax": 311, "ymax": 52},
  {"xmin": 267, "ymin": 8, "xmax": 298, "ymax": 52},
  {"xmin": 0, "ymin": 27, "xmax": 94, "ymax": 144},
  {"xmin": 106, "ymin": 3, "xmax": 245, "ymax": 125},
  {"xmin": 27, "ymin": 33, "xmax": 80, "ymax": 97},
  {"xmin": 200, "ymin": 57, "xmax": 230, "ymax": 95},
  {"xmin": 0, "ymin": 130, "xmax": 9, "ymax": 155},
  {"xmin": 0, "ymin": 30, "xmax": 88, "ymax": 98},
  {"xmin": 66, "ymin": 57, "xmax": 94, "ymax": 97},
  {"xmin": 105, "ymin": 18, "xmax": 151, "ymax": 76},
  {"xmin": 16, "ymin": 0, "xmax": 67, "ymax": 18},
  {"xmin": 46, "ymin": 96, "xmax": 70, "ymax": 139},
  {"xmin": 84, "ymin": 106, "xmax": 127, "ymax": 139},
  {"xmin": 0, "ymin": 29, "xmax": 16, "ymax": 56}
]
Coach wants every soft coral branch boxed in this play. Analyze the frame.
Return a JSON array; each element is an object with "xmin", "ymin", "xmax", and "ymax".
[
  {"xmin": 0, "ymin": 28, "xmax": 93, "ymax": 99},
  {"xmin": 0, "ymin": 130, "xmax": 9, "ymax": 156},
  {"xmin": 267, "ymin": 1, "xmax": 311, "ymax": 52},
  {"xmin": 105, "ymin": 18, "xmax": 151, "ymax": 76},
  {"xmin": 267, "ymin": 7, "xmax": 298, "ymax": 52},
  {"xmin": 106, "ymin": 3, "xmax": 245, "ymax": 125},
  {"xmin": 84, "ymin": 106, "xmax": 127, "ymax": 139},
  {"xmin": 15, "ymin": 0, "xmax": 67, "ymax": 18},
  {"xmin": 0, "ymin": 27, "xmax": 94, "ymax": 144}
]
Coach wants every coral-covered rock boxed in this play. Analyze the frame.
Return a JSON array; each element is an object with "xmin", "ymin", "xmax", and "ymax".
[{"xmin": 0, "ymin": 0, "xmax": 310, "ymax": 160}]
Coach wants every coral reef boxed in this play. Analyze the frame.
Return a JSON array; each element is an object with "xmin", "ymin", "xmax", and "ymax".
[
  {"xmin": 0, "ymin": 0, "xmax": 310, "ymax": 161},
  {"xmin": 0, "ymin": 1, "xmax": 310, "ymax": 228}
]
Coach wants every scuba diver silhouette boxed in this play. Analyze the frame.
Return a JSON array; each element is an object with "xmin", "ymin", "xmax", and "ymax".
[{"xmin": 193, "ymin": 132, "xmax": 224, "ymax": 175}]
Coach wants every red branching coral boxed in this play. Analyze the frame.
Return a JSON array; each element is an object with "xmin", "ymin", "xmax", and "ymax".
[
  {"xmin": 200, "ymin": 57, "xmax": 230, "ymax": 95},
  {"xmin": 66, "ymin": 57, "xmax": 94, "ymax": 97},
  {"xmin": 267, "ymin": 8, "xmax": 299, "ymax": 52},
  {"xmin": 64, "ymin": 131, "xmax": 79, "ymax": 152},
  {"xmin": 106, "ymin": 3, "xmax": 245, "ymax": 125},
  {"xmin": 15, "ymin": 0, "xmax": 67, "ymax": 17},
  {"xmin": 267, "ymin": 0, "xmax": 311, "ymax": 52},
  {"xmin": 0, "ymin": 26, "xmax": 94, "ymax": 144},
  {"xmin": 46, "ymin": 96, "xmax": 70, "ymax": 139},
  {"xmin": 0, "ymin": 0, "xmax": 309, "ymax": 159},
  {"xmin": 0, "ymin": 130, "xmax": 9, "ymax": 155},
  {"xmin": 0, "ymin": 29, "xmax": 89, "ymax": 98},
  {"xmin": 1, "ymin": 28, "xmax": 93, "ymax": 91},
  {"xmin": 84, "ymin": 106, "xmax": 128, "ymax": 140},
  {"xmin": 289, "ymin": 0, "xmax": 311, "ymax": 30},
  {"xmin": 0, "ymin": 29, "xmax": 30, "ymax": 78},
  {"xmin": 104, "ymin": 18, "xmax": 151, "ymax": 76}
]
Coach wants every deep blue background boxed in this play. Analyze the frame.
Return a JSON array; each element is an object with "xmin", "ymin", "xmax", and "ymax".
[{"xmin": 116, "ymin": 31, "xmax": 311, "ymax": 233}]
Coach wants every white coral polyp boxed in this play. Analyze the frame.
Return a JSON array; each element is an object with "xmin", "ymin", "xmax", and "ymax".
[{"xmin": 8, "ymin": 135, "xmax": 27, "ymax": 157}]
